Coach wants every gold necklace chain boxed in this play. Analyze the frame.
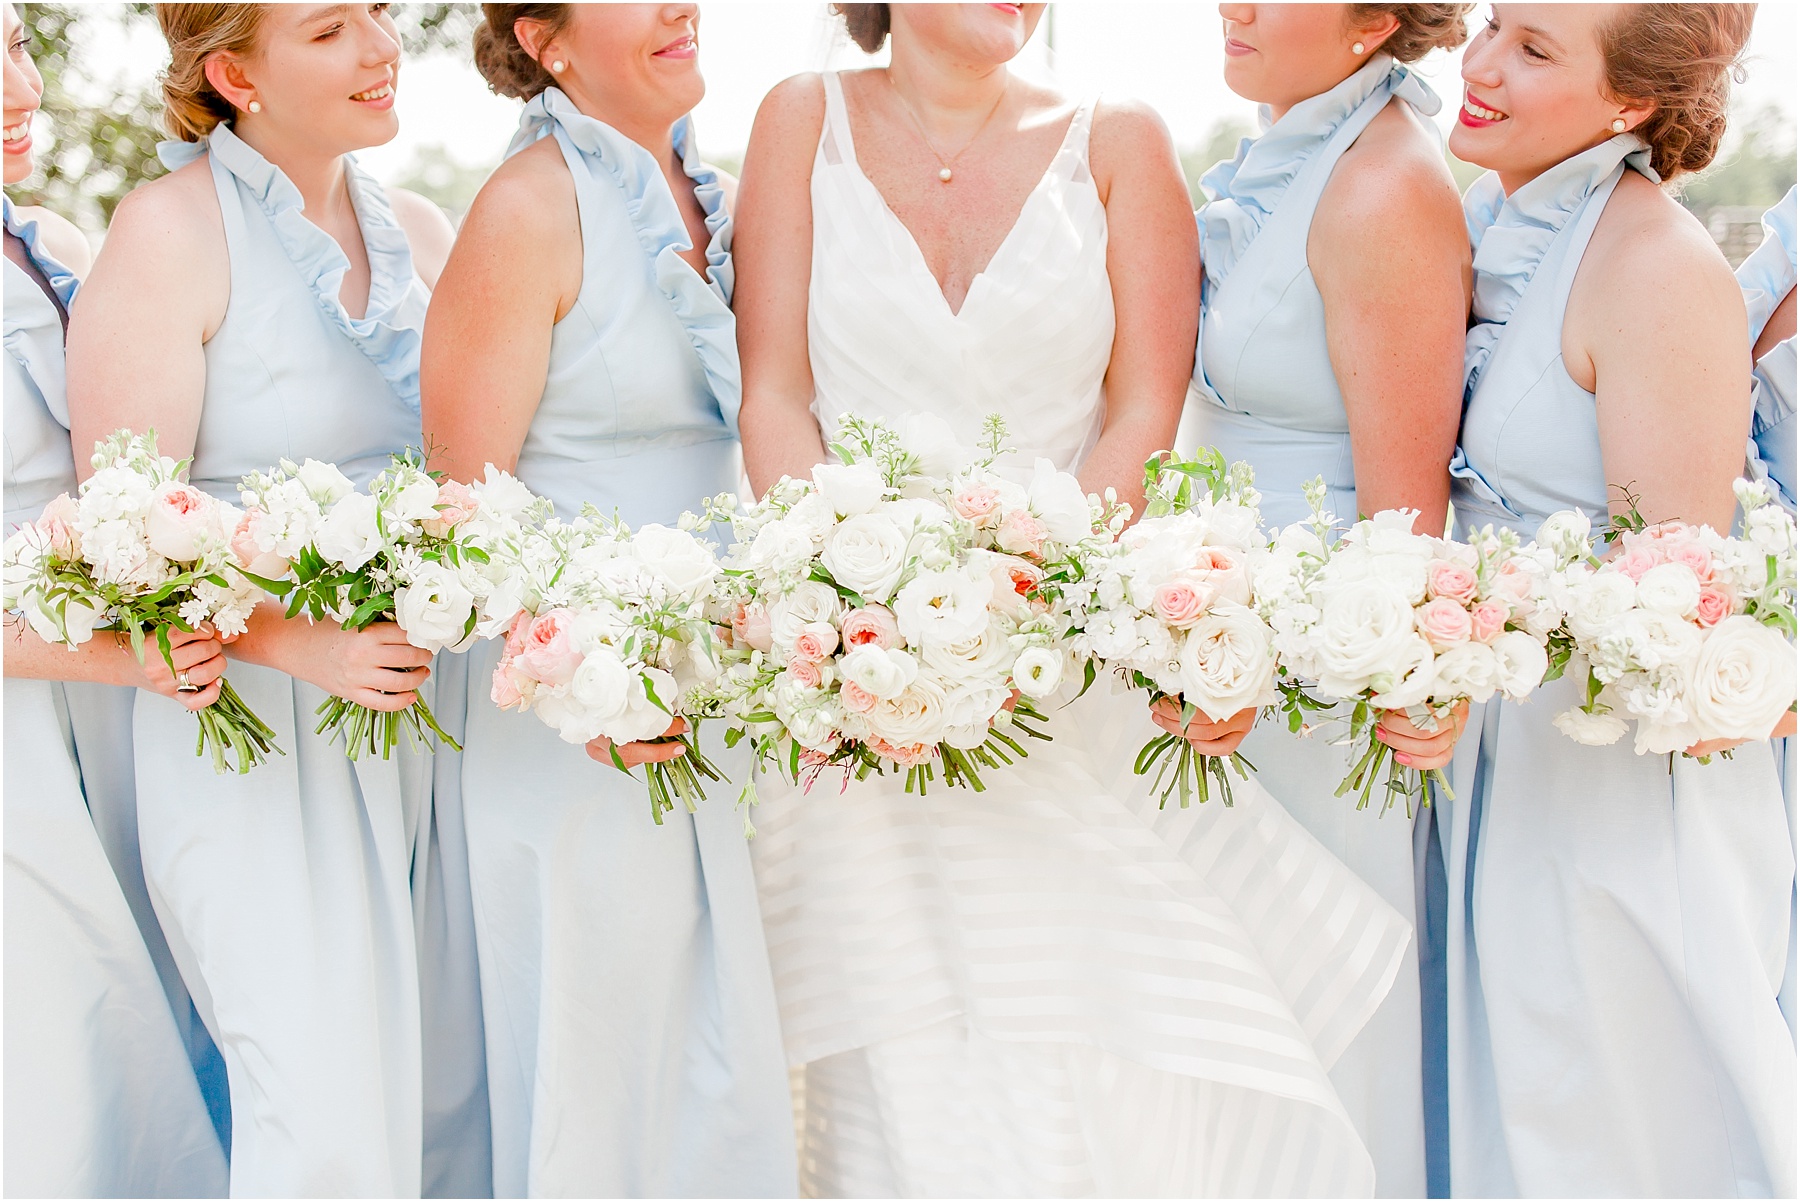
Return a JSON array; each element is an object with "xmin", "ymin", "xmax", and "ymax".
[{"xmin": 884, "ymin": 69, "xmax": 1009, "ymax": 184}]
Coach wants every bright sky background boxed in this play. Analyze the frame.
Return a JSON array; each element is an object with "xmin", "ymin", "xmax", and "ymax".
[{"xmin": 72, "ymin": 2, "xmax": 1800, "ymax": 186}]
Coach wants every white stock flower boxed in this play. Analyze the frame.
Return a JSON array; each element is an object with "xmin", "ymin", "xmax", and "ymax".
[
  {"xmin": 812, "ymin": 461, "xmax": 886, "ymax": 517},
  {"xmin": 820, "ymin": 512, "xmax": 910, "ymax": 602},
  {"xmin": 314, "ymin": 492, "xmax": 386, "ymax": 571},
  {"xmin": 743, "ymin": 517, "xmax": 817, "ymax": 576},
  {"xmin": 898, "ymin": 413, "xmax": 966, "ymax": 478},
  {"xmin": 1688, "ymin": 616, "xmax": 1796, "ymax": 741},
  {"xmin": 78, "ymin": 466, "xmax": 153, "ymax": 524}
]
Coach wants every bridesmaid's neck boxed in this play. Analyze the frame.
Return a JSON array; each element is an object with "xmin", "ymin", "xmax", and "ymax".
[
  {"xmin": 231, "ymin": 121, "xmax": 356, "ymax": 230},
  {"xmin": 885, "ymin": 43, "xmax": 1010, "ymax": 130},
  {"xmin": 558, "ymin": 86, "xmax": 680, "ymax": 176}
]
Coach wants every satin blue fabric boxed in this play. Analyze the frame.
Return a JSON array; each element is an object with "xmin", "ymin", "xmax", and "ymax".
[
  {"xmin": 1437, "ymin": 138, "xmax": 1795, "ymax": 1197},
  {"xmin": 4, "ymin": 196, "xmax": 229, "ymax": 1197},
  {"xmin": 443, "ymin": 92, "xmax": 793, "ymax": 1196},
  {"xmin": 1180, "ymin": 57, "xmax": 1443, "ymax": 1199}
]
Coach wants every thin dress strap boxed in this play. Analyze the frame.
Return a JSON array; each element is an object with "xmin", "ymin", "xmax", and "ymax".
[{"xmin": 818, "ymin": 71, "xmax": 859, "ymax": 170}]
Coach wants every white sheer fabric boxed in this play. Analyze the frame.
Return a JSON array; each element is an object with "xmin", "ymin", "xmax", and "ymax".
[{"xmin": 749, "ymin": 72, "xmax": 1412, "ymax": 1198}]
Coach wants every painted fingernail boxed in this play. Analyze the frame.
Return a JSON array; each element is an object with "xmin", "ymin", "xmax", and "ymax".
[{"xmin": 1395, "ymin": 753, "xmax": 1413, "ymax": 766}]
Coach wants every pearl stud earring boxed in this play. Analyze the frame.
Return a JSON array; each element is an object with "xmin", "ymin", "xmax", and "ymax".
[
  {"xmin": 1352, "ymin": 41, "xmax": 1365, "ymax": 54},
  {"xmin": 1611, "ymin": 118, "xmax": 1627, "ymax": 133},
  {"xmin": 550, "ymin": 59, "xmax": 564, "ymax": 73},
  {"xmin": 247, "ymin": 99, "xmax": 261, "ymax": 113}
]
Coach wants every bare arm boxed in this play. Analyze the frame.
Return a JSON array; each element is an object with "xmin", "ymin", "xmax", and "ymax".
[
  {"xmin": 15, "ymin": 204, "xmax": 92, "ymax": 276},
  {"xmin": 386, "ymin": 186, "xmax": 458, "ymax": 291},
  {"xmin": 1085, "ymin": 99, "xmax": 1198, "ymax": 521},
  {"xmin": 419, "ymin": 139, "xmax": 579, "ymax": 483},
  {"xmin": 734, "ymin": 75, "xmax": 828, "ymax": 497},
  {"xmin": 1311, "ymin": 108, "xmax": 1469, "ymax": 534},
  {"xmin": 1572, "ymin": 179, "xmax": 1749, "ymax": 533}
]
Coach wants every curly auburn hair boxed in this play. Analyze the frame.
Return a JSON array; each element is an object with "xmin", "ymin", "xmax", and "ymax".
[
  {"xmin": 1599, "ymin": 3, "xmax": 1756, "ymax": 181},
  {"xmin": 473, "ymin": 3, "xmax": 571, "ymax": 100},
  {"xmin": 1350, "ymin": 4, "xmax": 1474, "ymax": 63},
  {"xmin": 155, "ymin": 3, "xmax": 270, "ymax": 141}
]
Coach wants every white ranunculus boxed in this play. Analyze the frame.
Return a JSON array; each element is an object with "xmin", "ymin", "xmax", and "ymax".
[
  {"xmin": 898, "ymin": 412, "xmax": 967, "ymax": 478},
  {"xmin": 1027, "ymin": 459, "xmax": 1092, "ymax": 545},
  {"xmin": 1369, "ymin": 634, "xmax": 1437, "ymax": 710},
  {"xmin": 631, "ymin": 524, "xmax": 718, "ymax": 600},
  {"xmin": 866, "ymin": 674, "xmax": 950, "ymax": 747},
  {"xmin": 1535, "ymin": 509, "xmax": 1592, "ymax": 563},
  {"xmin": 839, "ymin": 644, "xmax": 919, "ymax": 700},
  {"xmin": 1635, "ymin": 562, "xmax": 1701, "ymax": 618},
  {"xmin": 25, "ymin": 594, "xmax": 101, "ymax": 647},
  {"xmin": 1558, "ymin": 569, "xmax": 1638, "ymax": 639},
  {"xmin": 296, "ymin": 458, "xmax": 357, "ymax": 505},
  {"xmin": 395, "ymin": 562, "xmax": 477, "ymax": 653},
  {"xmin": 820, "ymin": 512, "xmax": 910, "ymax": 602},
  {"xmin": 812, "ymin": 461, "xmax": 887, "ymax": 517},
  {"xmin": 769, "ymin": 581, "xmax": 845, "ymax": 652},
  {"xmin": 386, "ymin": 470, "xmax": 441, "ymax": 525},
  {"xmin": 1204, "ymin": 499, "xmax": 1262, "ymax": 551},
  {"xmin": 314, "ymin": 492, "xmax": 386, "ymax": 571},
  {"xmin": 1309, "ymin": 577, "xmax": 1423, "ymax": 697},
  {"xmin": 938, "ymin": 679, "xmax": 1010, "ymax": 743},
  {"xmin": 1173, "ymin": 603, "xmax": 1275, "ymax": 721},
  {"xmin": 1552, "ymin": 704, "xmax": 1629, "ymax": 746},
  {"xmin": 1688, "ymin": 616, "xmax": 1796, "ymax": 741},
  {"xmin": 1428, "ymin": 639, "xmax": 1499, "ymax": 703},
  {"xmin": 1012, "ymin": 645, "xmax": 1064, "ymax": 699},
  {"xmin": 894, "ymin": 566, "xmax": 994, "ymax": 648},
  {"xmin": 472, "ymin": 464, "xmax": 537, "ymax": 520},
  {"xmin": 1490, "ymin": 630, "xmax": 1550, "ymax": 700}
]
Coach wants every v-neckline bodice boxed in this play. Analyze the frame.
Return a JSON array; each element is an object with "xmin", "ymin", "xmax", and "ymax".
[{"xmin": 823, "ymin": 72, "xmax": 1092, "ymax": 319}]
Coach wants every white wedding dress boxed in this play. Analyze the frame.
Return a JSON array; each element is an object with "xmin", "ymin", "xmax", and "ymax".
[{"xmin": 750, "ymin": 72, "xmax": 1412, "ymax": 1198}]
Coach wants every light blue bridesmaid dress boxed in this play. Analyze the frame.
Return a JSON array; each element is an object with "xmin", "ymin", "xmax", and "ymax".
[
  {"xmin": 132, "ymin": 125, "xmax": 485, "ymax": 1196},
  {"xmin": 4, "ymin": 196, "xmax": 228, "ymax": 1196},
  {"xmin": 1738, "ymin": 186, "xmax": 1796, "ymax": 1036},
  {"xmin": 442, "ymin": 88, "xmax": 792, "ymax": 1197},
  {"xmin": 1439, "ymin": 134, "xmax": 1795, "ymax": 1197},
  {"xmin": 1183, "ymin": 53, "xmax": 1443, "ymax": 1198}
]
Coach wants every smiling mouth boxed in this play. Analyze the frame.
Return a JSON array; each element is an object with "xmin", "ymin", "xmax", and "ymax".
[
  {"xmin": 3, "ymin": 116, "xmax": 30, "ymax": 144},
  {"xmin": 654, "ymin": 36, "xmax": 696, "ymax": 56},
  {"xmin": 350, "ymin": 83, "xmax": 393, "ymax": 102},
  {"xmin": 1462, "ymin": 95, "xmax": 1507, "ymax": 122}
]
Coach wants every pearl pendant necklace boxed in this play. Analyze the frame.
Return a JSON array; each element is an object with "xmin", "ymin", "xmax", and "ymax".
[
  {"xmin": 887, "ymin": 69, "xmax": 1009, "ymax": 185},
  {"xmin": 938, "ymin": 166, "xmax": 953, "ymax": 183}
]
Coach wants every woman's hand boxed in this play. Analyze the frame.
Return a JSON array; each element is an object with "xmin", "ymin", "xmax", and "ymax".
[
  {"xmin": 587, "ymin": 717, "xmax": 689, "ymax": 768},
  {"xmin": 1686, "ymin": 710, "xmax": 1797, "ymax": 759},
  {"xmin": 1375, "ymin": 699, "xmax": 1469, "ymax": 770},
  {"xmin": 126, "ymin": 623, "xmax": 226, "ymax": 711},
  {"xmin": 1151, "ymin": 698, "xmax": 1257, "ymax": 757},
  {"xmin": 241, "ymin": 615, "xmax": 432, "ymax": 711}
]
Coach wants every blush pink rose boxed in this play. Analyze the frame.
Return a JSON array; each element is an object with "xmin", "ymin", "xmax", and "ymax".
[
  {"xmin": 1416, "ymin": 596, "xmax": 1474, "ymax": 647},
  {"xmin": 793, "ymin": 622, "xmax": 840, "ymax": 663},
  {"xmin": 1152, "ymin": 573, "xmax": 1217, "ymax": 628},
  {"xmin": 503, "ymin": 609, "xmax": 532, "ymax": 661},
  {"xmin": 840, "ymin": 604, "xmax": 901, "ymax": 649},
  {"xmin": 732, "ymin": 602, "xmax": 774, "ymax": 653},
  {"xmin": 490, "ymin": 658, "xmax": 525, "ymax": 708},
  {"xmin": 424, "ymin": 480, "xmax": 477, "ymax": 538},
  {"xmin": 1426, "ymin": 559, "xmax": 1480, "ymax": 604},
  {"xmin": 1469, "ymin": 599, "xmax": 1510, "ymax": 643},
  {"xmin": 230, "ymin": 508, "xmax": 292, "ymax": 579},
  {"xmin": 867, "ymin": 736, "xmax": 933, "ymax": 766},
  {"xmin": 1662, "ymin": 539, "xmax": 1715, "ymax": 584},
  {"xmin": 145, "ymin": 481, "xmax": 218, "ymax": 563},
  {"xmin": 995, "ymin": 509, "xmax": 1047, "ymax": 556},
  {"xmin": 1494, "ymin": 559, "xmax": 1535, "ymax": 600},
  {"xmin": 1694, "ymin": 584, "xmax": 1735, "ymax": 627},
  {"xmin": 952, "ymin": 485, "xmax": 1001, "ymax": 523},
  {"xmin": 986, "ymin": 556, "xmax": 1043, "ymax": 615},
  {"xmin": 515, "ymin": 609, "xmax": 580, "ymax": 685},
  {"xmin": 37, "ymin": 493, "xmax": 79, "ymax": 558},
  {"xmin": 1191, "ymin": 546, "xmax": 1251, "ymax": 606},
  {"xmin": 839, "ymin": 680, "xmax": 878, "ymax": 714},
  {"xmin": 784, "ymin": 655, "xmax": 823, "ymax": 688},
  {"xmin": 1614, "ymin": 545, "xmax": 1662, "ymax": 582}
]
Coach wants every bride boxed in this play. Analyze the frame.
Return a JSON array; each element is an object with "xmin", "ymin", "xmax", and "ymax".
[{"xmin": 734, "ymin": 3, "xmax": 1409, "ymax": 1195}]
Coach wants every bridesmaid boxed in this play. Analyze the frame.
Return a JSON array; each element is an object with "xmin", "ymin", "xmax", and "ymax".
[
  {"xmin": 3, "ymin": 5, "xmax": 227, "ymax": 1194},
  {"xmin": 1179, "ymin": 5, "xmax": 1471, "ymax": 1194},
  {"xmin": 419, "ymin": 4, "xmax": 792, "ymax": 1195},
  {"xmin": 1440, "ymin": 4, "xmax": 1793, "ymax": 1195},
  {"xmin": 63, "ymin": 4, "xmax": 468, "ymax": 1194}
]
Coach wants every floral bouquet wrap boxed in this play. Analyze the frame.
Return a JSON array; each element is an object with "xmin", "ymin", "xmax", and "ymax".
[
  {"xmin": 3, "ymin": 429, "xmax": 277, "ymax": 772},
  {"xmin": 1546, "ymin": 480, "xmax": 1797, "ymax": 757},
  {"xmin": 701, "ymin": 414, "xmax": 1117, "ymax": 799}
]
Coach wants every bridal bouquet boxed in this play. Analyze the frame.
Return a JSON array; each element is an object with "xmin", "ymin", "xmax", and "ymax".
[
  {"xmin": 701, "ymin": 414, "xmax": 1110, "ymax": 798},
  {"xmin": 3, "ymin": 429, "xmax": 278, "ymax": 773},
  {"xmin": 1257, "ymin": 480, "xmax": 1556, "ymax": 814},
  {"xmin": 1546, "ymin": 480, "xmax": 1797, "ymax": 756},
  {"xmin": 236, "ymin": 450, "xmax": 491, "ymax": 758},
  {"xmin": 1071, "ymin": 448, "xmax": 1276, "ymax": 807},
  {"xmin": 488, "ymin": 502, "xmax": 726, "ymax": 823}
]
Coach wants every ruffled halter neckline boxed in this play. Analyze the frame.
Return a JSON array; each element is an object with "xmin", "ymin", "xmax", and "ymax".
[
  {"xmin": 1463, "ymin": 133, "xmax": 1656, "ymax": 391},
  {"xmin": 1198, "ymin": 53, "xmax": 1440, "ymax": 285},
  {"xmin": 3, "ymin": 195, "xmax": 81, "ymax": 313},
  {"xmin": 507, "ymin": 88, "xmax": 739, "ymax": 427},
  {"xmin": 157, "ymin": 123, "xmax": 425, "ymax": 411}
]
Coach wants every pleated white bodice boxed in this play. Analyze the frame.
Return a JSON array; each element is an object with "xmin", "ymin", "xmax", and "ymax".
[{"xmin": 807, "ymin": 71, "xmax": 1113, "ymax": 474}]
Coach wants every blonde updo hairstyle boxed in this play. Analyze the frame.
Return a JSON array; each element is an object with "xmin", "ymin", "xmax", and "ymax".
[
  {"xmin": 473, "ymin": 3, "xmax": 572, "ymax": 100},
  {"xmin": 1348, "ymin": 4, "xmax": 1474, "ymax": 63},
  {"xmin": 156, "ymin": 3, "xmax": 270, "ymax": 142},
  {"xmin": 1599, "ymin": 3, "xmax": 1756, "ymax": 181}
]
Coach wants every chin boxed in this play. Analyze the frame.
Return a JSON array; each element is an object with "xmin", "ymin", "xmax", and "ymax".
[
  {"xmin": 1219, "ymin": 58, "xmax": 1263, "ymax": 102},
  {"xmin": 1446, "ymin": 124, "xmax": 1493, "ymax": 170}
]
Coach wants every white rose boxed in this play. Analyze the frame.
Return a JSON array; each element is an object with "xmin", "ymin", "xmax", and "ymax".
[
  {"xmin": 769, "ymin": 581, "xmax": 845, "ymax": 652},
  {"xmin": 898, "ymin": 412, "xmax": 967, "ymax": 478},
  {"xmin": 631, "ymin": 524, "xmax": 718, "ymax": 600},
  {"xmin": 1552, "ymin": 704, "xmax": 1629, "ymax": 746},
  {"xmin": 894, "ymin": 566, "xmax": 994, "ymax": 648},
  {"xmin": 472, "ymin": 464, "xmax": 537, "ymax": 520},
  {"xmin": 865, "ymin": 674, "xmax": 950, "ymax": 747},
  {"xmin": 1171, "ymin": 603, "xmax": 1275, "ymax": 721},
  {"xmin": 1310, "ymin": 577, "xmax": 1423, "ymax": 697},
  {"xmin": 743, "ymin": 518, "xmax": 816, "ymax": 576},
  {"xmin": 1368, "ymin": 634, "xmax": 1438, "ymax": 709},
  {"xmin": 1558, "ymin": 569, "xmax": 1638, "ymax": 640},
  {"xmin": 812, "ymin": 461, "xmax": 887, "ymax": 517},
  {"xmin": 839, "ymin": 644, "xmax": 919, "ymax": 700},
  {"xmin": 820, "ymin": 512, "xmax": 910, "ymax": 602},
  {"xmin": 143, "ymin": 482, "xmax": 220, "ymax": 564},
  {"xmin": 1535, "ymin": 509, "xmax": 1592, "ymax": 563},
  {"xmin": 1635, "ymin": 562, "xmax": 1701, "ymax": 618},
  {"xmin": 1490, "ymin": 630, "xmax": 1550, "ymax": 700},
  {"xmin": 920, "ymin": 615, "xmax": 1012, "ymax": 684},
  {"xmin": 1027, "ymin": 458, "xmax": 1093, "ymax": 545},
  {"xmin": 1687, "ymin": 616, "xmax": 1796, "ymax": 741},
  {"xmin": 1012, "ymin": 646, "xmax": 1064, "ymax": 699},
  {"xmin": 395, "ymin": 562, "xmax": 477, "ymax": 653},
  {"xmin": 313, "ymin": 492, "xmax": 386, "ymax": 571},
  {"xmin": 296, "ymin": 458, "xmax": 356, "ymax": 505},
  {"xmin": 561, "ymin": 650, "xmax": 673, "ymax": 745},
  {"xmin": 1428, "ymin": 639, "xmax": 1500, "ymax": 704},
  {"xmin": 938, "ymin": 680, "xmax": 1011, "ymax": 744}
]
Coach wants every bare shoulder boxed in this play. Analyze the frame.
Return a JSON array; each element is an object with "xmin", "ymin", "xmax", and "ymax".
[
  {"xmin": 1316, "ymin": 105, "xmax": 1463, "ymax": 256},
  {"xmin": 106, "ymin": 158, "xmax": 224, "ymax": 254},
  {"xmin": 12, "ymin": 204, "xmax": 91, "ymax": 275},
  {"xmin": 1088, "ymin": 97, "xmax": 1179, "ymax": 199},
  {"xmin": 461, "ymin": 136, "xmax": 576, "ymax": 247},
  {"xmin": 383, "ymin": 186, "xmax": 456, "ymax": 288},
  {"xmin": 752, "ymin": 72, "xmax": 826, "ymax": 142},
  {"xmin": 1586, "ymin": 172, "xmax": 1732, "ymax": 296}
]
